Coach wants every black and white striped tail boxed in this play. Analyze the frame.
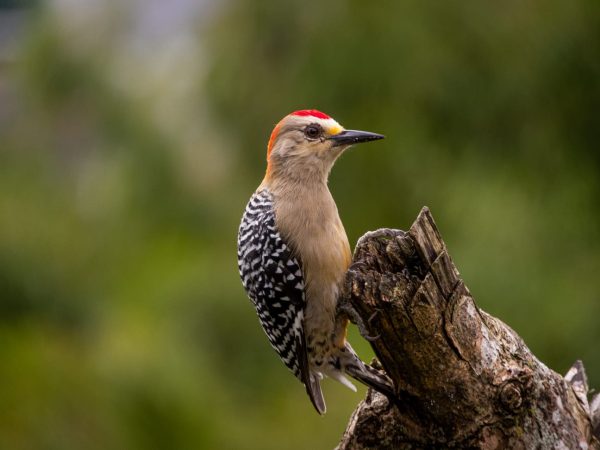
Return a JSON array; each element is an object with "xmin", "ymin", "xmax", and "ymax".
[{"xmin": 342, "ymin": 343, "xmax": 395, "ymax": 399}]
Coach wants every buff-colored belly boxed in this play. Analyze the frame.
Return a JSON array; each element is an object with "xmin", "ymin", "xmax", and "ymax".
[{"xmin": 271, "ymin": 181, "xmax": 352, "ymax": 366}]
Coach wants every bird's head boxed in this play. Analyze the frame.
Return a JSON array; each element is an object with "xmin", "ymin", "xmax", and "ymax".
[{"xmin": 263, "ymin": 109, "xmax": 384, "ymax": 184}]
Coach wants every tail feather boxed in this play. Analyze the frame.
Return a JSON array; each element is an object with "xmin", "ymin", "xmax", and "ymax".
[
  {"xmin": 342, "ymin": 343, "xmax": 395, "ymax": 398},
  {"xmin": 330, "ymin": 371, "xmax": 357, "ymax": 392},
  {"xmin": 296, "ymin": 333, "xmax": 327, "ymax": 415},
  {"xmin": 345, "ymin": 361, "xmax": 395, "ymax": 398},
  {"xmin": 305, "ymin": 373, "xmax": 326, "ymax": 414}
]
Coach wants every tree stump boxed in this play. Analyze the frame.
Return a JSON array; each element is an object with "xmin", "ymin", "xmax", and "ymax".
[{"xmin": 337, "ymin": 207, "xmax": 599, "ymax": 450}]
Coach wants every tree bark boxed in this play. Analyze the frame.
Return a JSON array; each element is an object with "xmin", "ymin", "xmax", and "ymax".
[{"xmin": 337, "ymin": 207, "xmax": 600, "ymax": 450}]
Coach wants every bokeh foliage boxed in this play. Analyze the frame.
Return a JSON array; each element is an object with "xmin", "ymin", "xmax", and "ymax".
[{"xmin": 0, "ymin": 1, "xmax": 599, "ymax": 449}]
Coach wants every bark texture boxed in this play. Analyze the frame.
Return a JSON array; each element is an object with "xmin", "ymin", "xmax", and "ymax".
[{"xmin": 337, "ymin": 207, "xmax": 599, "ymax": 450}]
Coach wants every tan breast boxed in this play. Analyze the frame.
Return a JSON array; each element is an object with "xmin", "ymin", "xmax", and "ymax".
[{"xmin": 270, "ymin": 181, "xmax": 351, "ymax": 336}]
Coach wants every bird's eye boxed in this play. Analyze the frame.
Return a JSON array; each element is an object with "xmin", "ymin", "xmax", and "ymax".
[{"xmin": 304, "ymin": 125, "xmax": 322, "ymax": 139}]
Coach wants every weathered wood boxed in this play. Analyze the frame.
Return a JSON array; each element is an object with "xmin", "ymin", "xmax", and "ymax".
[{"xmin": 337, "ymin": 207, "xmax": 599, "ymax": 450}]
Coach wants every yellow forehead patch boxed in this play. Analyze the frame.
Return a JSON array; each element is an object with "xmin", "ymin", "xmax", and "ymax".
[{"xmin": 327, "ymin": 125, "xmax": 343, "ymax": 136}]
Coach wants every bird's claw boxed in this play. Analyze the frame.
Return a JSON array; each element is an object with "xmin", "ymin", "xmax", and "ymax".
[
  {"xmin": 356, "ymin": 228, "xmax": 399, "ymax": 249},
  {"xmin": 337, "ymin": 302, "xmax": 381, "ymax": 342}
]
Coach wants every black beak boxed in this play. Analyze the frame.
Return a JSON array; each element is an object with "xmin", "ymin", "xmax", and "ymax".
[{"xmin": 329, "ymin": 129, "xmax": 385, "ymax": 147}]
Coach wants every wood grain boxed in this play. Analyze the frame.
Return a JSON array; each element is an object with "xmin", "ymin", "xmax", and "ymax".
[{"xmin": 337, "ymin": 207, "xmax": 599, "ymax": 450}]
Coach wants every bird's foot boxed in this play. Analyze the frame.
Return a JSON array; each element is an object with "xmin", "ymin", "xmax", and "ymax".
[
  {"xmin": 337, "ymin": 301, "xmax": 381, "ymax": 342},
  {"xmin": 355, "ymin": 228, "xmax": 399, "ymax": 249}
]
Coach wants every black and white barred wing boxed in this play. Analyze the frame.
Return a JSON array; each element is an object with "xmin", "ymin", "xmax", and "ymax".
[{"xmin": 237, "ymin": 189, "xmax": 308, "ymax": 380}]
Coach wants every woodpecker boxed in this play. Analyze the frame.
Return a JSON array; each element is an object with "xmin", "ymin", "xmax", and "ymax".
[{"xmin": 237, "ymin": 109, "xmax": 393, "ymax": 414}]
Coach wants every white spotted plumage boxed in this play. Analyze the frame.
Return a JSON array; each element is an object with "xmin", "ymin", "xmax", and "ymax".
[{"xmin": 237, "ymin": 188, "xmax": 307, "ymax": 379}]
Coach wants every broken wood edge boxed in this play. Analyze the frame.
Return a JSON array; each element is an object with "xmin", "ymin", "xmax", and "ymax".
[{"xmin": 338, "ymin": 207, "xmax": 599, "ymax": 449}]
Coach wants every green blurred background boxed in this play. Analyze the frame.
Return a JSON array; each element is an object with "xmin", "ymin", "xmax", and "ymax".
[{"xmin": 0, "ymin": 0, "xmax": 598, "ymax": 449}]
